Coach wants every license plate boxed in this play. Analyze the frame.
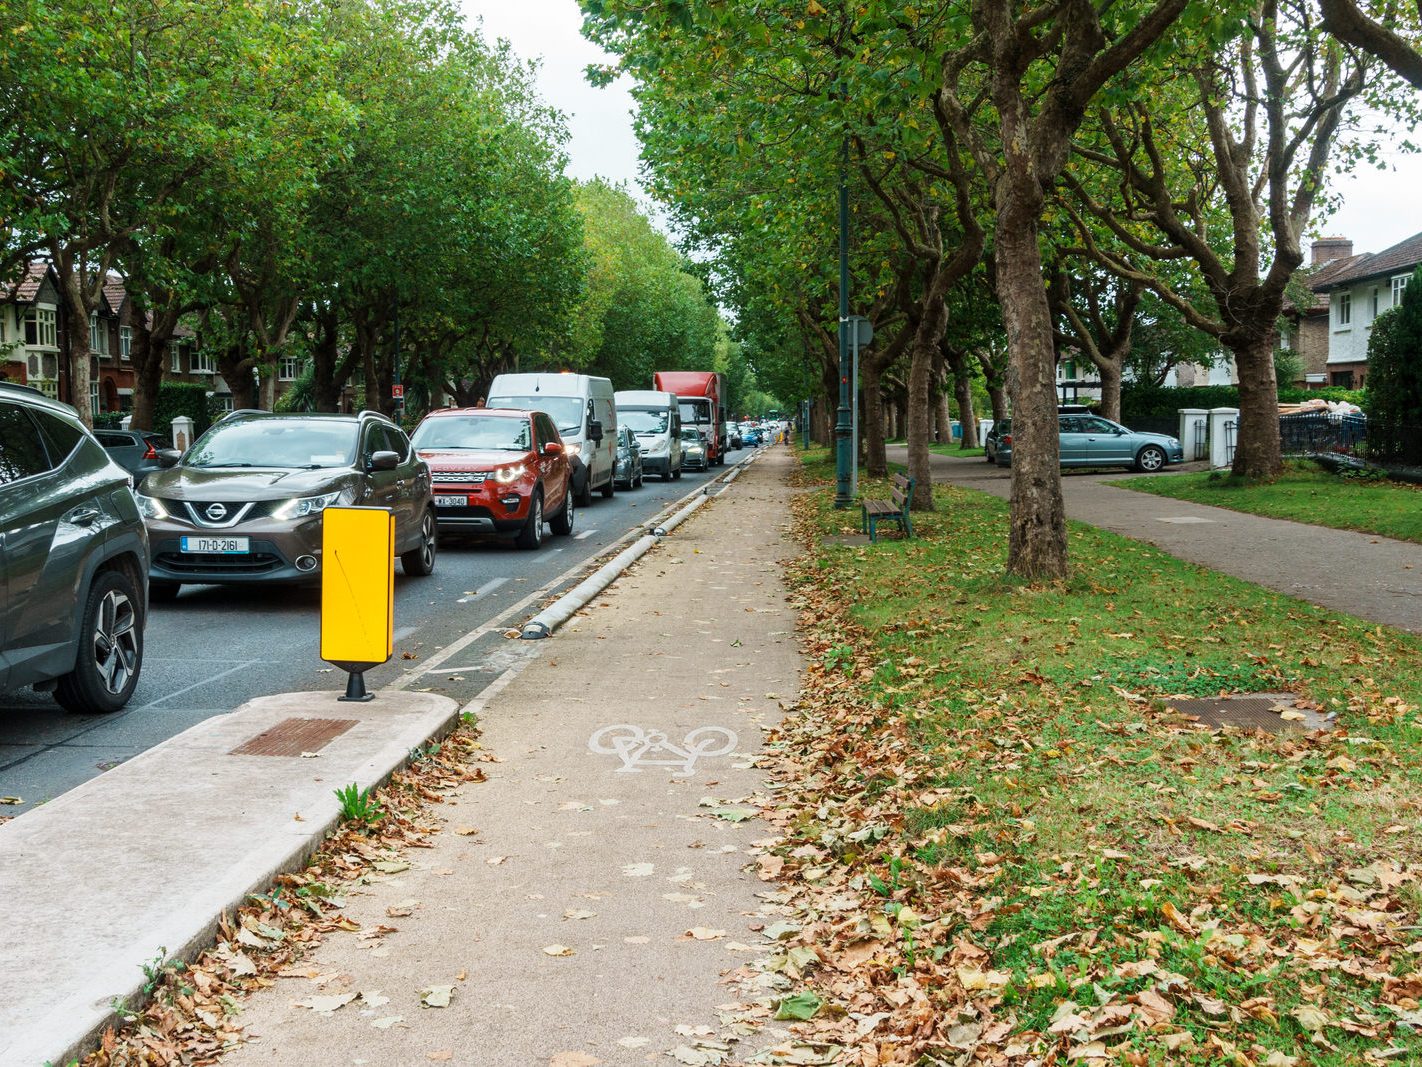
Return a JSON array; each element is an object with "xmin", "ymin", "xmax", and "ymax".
[
  {"xmin": 435, "ymin": 495, "xmax": 470, "ymax": 507},
  {"xmin": 181, "ymin": 536, "xmax": 249, "ymax": 554}
]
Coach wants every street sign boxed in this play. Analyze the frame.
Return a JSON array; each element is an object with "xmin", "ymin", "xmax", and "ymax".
[
  {"xmin": 392, "ymin": 383, "xmax": 405, "ymax": 400},
  {"xmin": 321, "ymin": 506, "xmax": 394, "ymax": 701},
  {"xmin": 848, "ymin": 316, "xmax": 873, "ymax": 347}
]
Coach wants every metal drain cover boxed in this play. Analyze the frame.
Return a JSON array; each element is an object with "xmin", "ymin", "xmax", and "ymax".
[
  {"xmin": 230, "ymin": 717, "xmax": 359, "ymax": 757},
  {"xmin": 1162, "ymin": 692, "xmax": 1334, "ymax": 734}
]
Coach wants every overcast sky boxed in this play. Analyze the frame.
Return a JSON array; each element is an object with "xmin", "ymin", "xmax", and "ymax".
[{"xmin": 460, "ymin": 0, "xmax": 1422, "ymax": 260}]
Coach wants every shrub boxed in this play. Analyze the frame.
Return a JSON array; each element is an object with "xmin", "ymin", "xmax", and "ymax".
[
  {"xmin": 153, "ymin": 381, "xmax": 216, "ymax": 438},
  {"xmin": 1365, "ymin": 265, "xmax": 1422, "ymax": 464},
  {"xmin": 1120, "ymin": 382, "xmax": 1365, "ymax": 422}
]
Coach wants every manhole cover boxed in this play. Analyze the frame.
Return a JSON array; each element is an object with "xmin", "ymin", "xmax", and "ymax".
[
  {"xmin": 230, "ymin": 717, "xmax": 359, "ymax": 757},
  {"xmin": 1162, "ymin": 692, "xmax": 1333, "ymax": 734}
]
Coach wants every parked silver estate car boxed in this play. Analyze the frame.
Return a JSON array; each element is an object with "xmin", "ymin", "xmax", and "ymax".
[{"xmin": 995, "ymin": 414, "xmax": 1184, "ymax": 472}]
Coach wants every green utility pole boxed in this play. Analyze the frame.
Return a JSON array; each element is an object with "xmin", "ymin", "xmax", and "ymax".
[{"xmin": 833, "ymin": 136, "xmax": 853, "ymax": 509}]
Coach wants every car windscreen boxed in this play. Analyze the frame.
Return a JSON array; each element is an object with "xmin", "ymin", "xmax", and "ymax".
[
  {"xmin": 620, "ymin": 408, "xmax": 669, "ymax": 435},
  {"xmin": 412, "ymin": 415, "xmax": 531, "ymax": 452},
  {"xmin": 680, "ymin": 427, "xmax": 704, "ymax": 442},
  {"xmin": 184, "ymin": 419, "xmax": 358, "ymax": 469},
  {"xmin": 490, "ymin": 395, "xmax": 582, "ymax": 434}
]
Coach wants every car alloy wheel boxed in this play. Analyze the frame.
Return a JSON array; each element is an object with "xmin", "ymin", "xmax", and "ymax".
[
  {"xmin": 1137, "ymin": 445, "xmax": 1166, "ymax": 472},
  {"xmin": 401, "ymin": 508, "xmax": 438, "ymax": 576},
  {"xmin": 551, "ymin": 483, "xmax": 575, "ymax": 536},
  {"xmin": 517, "ymin": 491, "xmax": 544, "ymax": 550},
  {"xmin": 93, "ymin": 589, "xmax": 140, "ymax": 696}
]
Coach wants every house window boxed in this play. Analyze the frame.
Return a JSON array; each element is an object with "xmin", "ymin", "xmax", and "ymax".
[
  {"xmin": 1393, "ymin": 275, "xmax": 1410, "ymax": 306},
  {"xmin": 23, "ymin": 307, "xmax": 57, "ymax": 347},
  {"xmin": 119, "ymin": 326, "xmax": 132, "ymax": 361},
  {"xmin": 1372, "ymin": 288, "xmax": 1380, "ymax": 319},
  {"xmin": 278, "ymin": 355, "xmax": 303, "ymax": 381},
  {"xmin": 89, "ymin": 380, "xmax": 99, "ymax": 418},
  {"xmin": 89, "ymin": 312, "xmax": 110, "ymax": 355},
  {"xmin": 1331, "ymin": 370, "xmax": 1355, "ymax": 389},
  {"xmin": 190, "ymin": 350, "xmax": 216, "ymax": 374},
  {"xmin": 170, "ymin": 348, "xmax": 181, "ymax": 373},
  {"xmin": 1336, "ymin": 291, "xmax": 1351, "ymax": 327}
]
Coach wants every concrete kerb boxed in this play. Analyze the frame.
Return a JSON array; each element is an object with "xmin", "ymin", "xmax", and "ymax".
[
  {"xmin": 1, "ymin": 690, "xmax": 459, "ymax": 1067},
  {"xmin": 520, "ymin": 449, "xmax": 760, "ymax": 639}
]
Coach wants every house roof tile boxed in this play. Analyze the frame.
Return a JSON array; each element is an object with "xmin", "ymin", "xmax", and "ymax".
[
  {"xmin": 103, "ymin": 276, "xmax": 128, "ymax": 314},
  {"xmin": 0, "ymin": 261, "xmax": 52, "ymax": 303},
  {"xmin": 1316, "ymin": 230, "xmax": 1422, "ymax": 290}
]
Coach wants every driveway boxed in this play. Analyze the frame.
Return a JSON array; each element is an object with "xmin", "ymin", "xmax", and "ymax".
[{"xmin": 889, "ymin": 445, "xmax": 1422, "ymax": 635}]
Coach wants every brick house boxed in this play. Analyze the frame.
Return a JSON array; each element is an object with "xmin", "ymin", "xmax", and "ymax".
[
  {"xmin": 1280, "ymin": 236, "xmax": 1363, "ymax": 387},
  {"xmin": 1307, "ymin": 230, "xmax": 1422, "ymax": 389},
  {"xmin": 0, "ymin": 261, "xmax": 65, "ymax": 399}
]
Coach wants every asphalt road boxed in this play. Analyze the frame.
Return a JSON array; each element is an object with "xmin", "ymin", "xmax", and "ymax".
[{"xmin": 0, "ymin": 460, "xmax": 735, "ymax": 814}]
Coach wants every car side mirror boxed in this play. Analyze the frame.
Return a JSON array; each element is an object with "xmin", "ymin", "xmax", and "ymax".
[
  {"xmin": 588, "ymin": 420, "xmax": 603, "ymax": 443},
  {"xmin": 543, "ymin": 441, "xmax": 563, "ymax": 455},
  {"xmin": 157, "ymin": 449, "xmax": 182, "ymax": 468},
  {"xmin": 368, "ymin": 450, "xmax": 400, "ymax": 472}
]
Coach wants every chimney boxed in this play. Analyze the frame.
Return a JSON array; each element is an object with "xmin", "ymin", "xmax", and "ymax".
[{"xmin": 1311, "ymin": 236, "xmax": 1353, "ymax": 266}]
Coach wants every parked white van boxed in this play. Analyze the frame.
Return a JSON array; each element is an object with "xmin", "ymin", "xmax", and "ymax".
[
  {"xmin": 614, "ymin": 390, "xmax": 683, "ymax": 481},
  {"xmin": 487, "ymin": 372, "xmax": 617, "ymax": 505}
]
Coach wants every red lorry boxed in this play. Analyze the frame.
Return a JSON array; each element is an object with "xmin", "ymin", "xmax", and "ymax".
[{"xmin": 652, "ymin": 371, "xmax": 728, "ymax": 466}]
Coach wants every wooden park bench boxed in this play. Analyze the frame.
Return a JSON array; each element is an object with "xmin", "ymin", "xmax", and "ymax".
[{"xmin": 862, "ymin": 473, "xmax": 914, "ymax": 543}]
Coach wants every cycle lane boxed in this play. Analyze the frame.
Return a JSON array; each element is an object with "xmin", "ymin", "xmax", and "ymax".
[{"xmin": 219, "ymin": 448, "xmax": 805, "ymax": 1065}]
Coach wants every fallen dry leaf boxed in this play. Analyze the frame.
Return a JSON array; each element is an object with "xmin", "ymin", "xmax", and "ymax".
[{"xmin": 420, "ymin": 985, "xmax": 455, "ymax": 1008}]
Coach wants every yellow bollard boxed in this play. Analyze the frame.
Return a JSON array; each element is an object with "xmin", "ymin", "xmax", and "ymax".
[{"xmin": 320, "ymin": 507, "xmax": 395, "ymax": 702}]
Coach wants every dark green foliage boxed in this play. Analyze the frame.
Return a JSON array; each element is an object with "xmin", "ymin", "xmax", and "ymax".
[
  {"xmin": 153, "ymin": 382, "xmax": 216, "ymax": 438},
  {"xmin": 1365, "ymin": 266, "xmax": 1422, "ymax": 464},
  {"xmin": 1121, "ymin": 383, "xmax": 1365, "ymax": 423}
]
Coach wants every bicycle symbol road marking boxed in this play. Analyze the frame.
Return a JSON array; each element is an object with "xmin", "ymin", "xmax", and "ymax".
[{"xmin": 587, "ymin": 724, "xmax": 738, "ymax": 775}]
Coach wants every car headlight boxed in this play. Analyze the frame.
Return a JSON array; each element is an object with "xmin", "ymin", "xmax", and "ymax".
[
  {"xmin": 273, "ymin": 490, "xmax": 344, "ymax": 521},
  {"xmin": 563, "ymin": 443, "xmax": 581, "ymax": 458},
  {"xmin": 494, "ymin": 464, "xmax": 527, "ymax": 484},
  {"xmin": 135, "ymin": 493, "xmax": 168, "ymax": 520}
]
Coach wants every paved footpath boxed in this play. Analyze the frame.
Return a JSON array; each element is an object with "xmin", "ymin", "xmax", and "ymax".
[
  {"xmin": 222, "ymin": 448, "xmax": 803, "ymax": 1066},
  {"xmin": 891, "ymin": 445, "xmax": 1422, "ymax": 634}
]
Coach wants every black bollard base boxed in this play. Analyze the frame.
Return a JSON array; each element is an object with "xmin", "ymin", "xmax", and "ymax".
[{"xmin": 339, "ymin": 670, "xmax": 374, "ymax": 703}]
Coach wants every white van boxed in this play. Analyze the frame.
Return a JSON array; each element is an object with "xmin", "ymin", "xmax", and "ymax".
[
  {"xmin": 487, "ymin": 372, "xmax": 617, "ymax": 505},
  {"xmin": 614, "ymin": 390, "xmax": 683, "ymax": 481}
]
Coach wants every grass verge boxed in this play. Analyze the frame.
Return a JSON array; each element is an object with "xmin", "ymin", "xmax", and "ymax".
[
  {"xmin": 1117, "ymin": 460, "xmax": 1422, "ymax": 544},
  {"xmin": 768, "ymin": 447, "xmax": 1422, "ymax": 1065},
  {"xmin": 930, "ymin": 443, "xmax": 986, "ymax": 458}
]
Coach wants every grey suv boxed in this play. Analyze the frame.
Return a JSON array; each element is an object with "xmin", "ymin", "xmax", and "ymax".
[
  {"xmin": 0, "ymin": 384, "xmax": 149, "ymax": 713},
  {"xmin": 137, "ymin": 410, "xmax": 436, "ymax": 597}
]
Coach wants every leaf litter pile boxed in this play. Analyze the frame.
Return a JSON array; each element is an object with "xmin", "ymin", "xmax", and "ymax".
[
  {"xmin": 80, "ymin": 726, "xmax": 490, "ymax": 1066},
  {"xmin": 738, "ymin": 452, "xmax": 1422, "ymax": 1066}
]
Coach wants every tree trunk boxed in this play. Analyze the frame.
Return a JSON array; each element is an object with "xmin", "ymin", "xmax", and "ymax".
[
  {"xmin": 1097, "ymin": 358, "xmax": 1123, "ymax": 423},
  {"xmin": 906, "ymin": 339, "xmax": 936, "ymax": 510},
  {"xmin": 311, "ymin": 307, "xmax": 345, "ymax": 412},
  {"xmin": 58, "ymin": 280, "xmax": 94, "ymax": 426},
  {"xmin": 221, "ymin": 349, "xmax": 258, "ymax": 410},
  {"xmin": 954, "ymin": 365, "xmax": 979, "ymax": 447},
  {"xmin": 811, "ymin": 399, "xmax": 832, "ymax": 445},
  {"xmin": 862, "ymin": 361, "xmax": 887, "ymax": 477},
  {"xmin": 997, "ymin": 188, "xmax": 1068, "ymax": 580},
  {"xmin": 129, "ymin": 328, "xmax": 167, "ymax": 432},
  {"xmin": 1230, "ymin": 333, "xmax": 1282, "ymax": 479}
]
